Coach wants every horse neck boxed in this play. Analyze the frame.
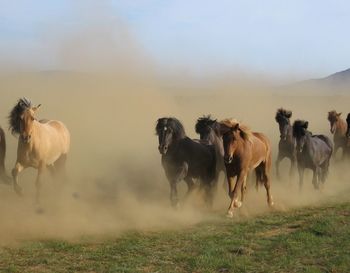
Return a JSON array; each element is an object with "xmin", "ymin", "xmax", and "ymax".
[
  {"xmin": 335, "ymin": 118, "xmax": 347, "ymax": 136},
  {"xmin": 209, "ymin": 130, "xmax": 224, "ymax": 156}
]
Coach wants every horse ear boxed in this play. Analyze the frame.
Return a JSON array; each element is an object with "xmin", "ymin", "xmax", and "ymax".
[
  {"xmin": 303, "ymin": 121, "xmax": 308, "ymax": 129},
  {"xmin": 337, "ymin": 112, "xmax": 342, "ymax": 117},
  {"xmin": 232, "ymin": 123, "xmax": 240, "ymax": 131},
  {"xmin": 33, "ymin": 104, "xmax": 41, "ymax": 112},
  {"xmin": 286, "ymin": 111, "xmax": 292, "ymax": 118}
]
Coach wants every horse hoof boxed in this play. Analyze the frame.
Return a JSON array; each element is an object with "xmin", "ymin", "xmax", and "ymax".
[
  {"xmin": 234, "ymin": 200, "xmax": 242, "ymax": 208},
  {"xmin": 269, "ymin": 201, "xmax": 275, "ymax": 207},
  {"xmin": 226, "ymin": 210, "xmax": 234, "ymax": 218}
]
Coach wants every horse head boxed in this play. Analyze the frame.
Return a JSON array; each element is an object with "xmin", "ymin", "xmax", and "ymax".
[
  {"xmin": 293, "ymin": 120, "xmax": 309, "ymax": 153},
  {"xmin": 328, "ymin": 110, "xmax": 341, "ymax": 134},
  {"xmin": 275, "ymin": 108, "xmax": 292, "ymax": 141},
  {"xmin": 155, "ymin": 117, "xmax": 185, "ymax": 155}
]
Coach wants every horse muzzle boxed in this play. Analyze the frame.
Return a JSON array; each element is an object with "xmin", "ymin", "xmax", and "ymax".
[
  {"xmin": 158, "ymin": 145, "xmax": 168, "ymax": 155},
  {"xmin": 21, "ymin": 135, "xmax": 31, "ymax": 143}
]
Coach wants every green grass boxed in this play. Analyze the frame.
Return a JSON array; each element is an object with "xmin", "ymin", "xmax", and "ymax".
[{"xmin": 0, "ymin": 203, "xmax": 349, "ymax": 273}]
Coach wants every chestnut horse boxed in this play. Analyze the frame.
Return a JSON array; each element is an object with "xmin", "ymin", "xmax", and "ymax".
[
  {"xmin": 327, "ymin": 110, "xmax": 347, "ymax": 159},
  {"xmin": 9, "ymin": 98, "xmax": 70, "ymax": 203},
  {"xmin": 219, "ymin": 119, "xmax": 273, "ymax": 217}
]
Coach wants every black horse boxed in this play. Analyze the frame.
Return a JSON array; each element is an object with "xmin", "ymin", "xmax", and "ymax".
[
  {"xmin": 345, "ymin": 113, "xmax": 350, "ymax": 158},
  {"xmin": 156, "ymin": 117, "xmax": 217, "ymax": 207},
  {"xmin": 275, "ymin": 108, "xmax": 296, "ymax": 180},
  {"xmin": 195, "ymin": 116, "xmax": 225, "ymax": 181},
  {"xmin": 292, "ymin": 120, "xmax": 333, "ymax": 190}
]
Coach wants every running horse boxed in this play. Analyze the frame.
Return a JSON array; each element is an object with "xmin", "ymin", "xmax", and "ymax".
[
  {"xmin": 219, "ymin": 119, "xmax": 273, "ymax": 217},
  {"xmin": 327, "ymin": 110, "xmax": 347, "ymax": 159},
  {"xmin": 156, "ymin": 117, "xmax": 217, "ymax": 208},
  {"xmin": 195, "ymin": 115, "xmax": 225, "ymax": 185},
  {"xmin": 293, "ymin": 120, "xmax": 333, "ymax": 190},
  {"xmin": 8, "ymin": 98, "xmax": 70, "ymax": 203},
  {"xmin": 275, "ymin": 108, "xmax": 296, "ymax": 180}
]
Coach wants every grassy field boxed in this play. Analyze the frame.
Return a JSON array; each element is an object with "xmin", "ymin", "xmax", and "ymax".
[{"xmin": 0, "ymin": 202, "xmax": 349, "ymax": 273}]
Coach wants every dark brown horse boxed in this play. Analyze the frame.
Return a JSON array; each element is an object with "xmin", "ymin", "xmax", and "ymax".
[
  {"xmin": 275, "ymin": 108, "xmax": 296, "ymax": 180},
  {"xmin": 346, "ymin": 113, "xmax": 350, "ymax": 157},
  {"xmin": 156, "ymin": 117, "xmax": 217, "ymax": 208},
  {"xmin": 328, "ymin": 110, "xmax": 347, "ymax": 159},
  {"xmin": 0, "ymin": 127, "xmax": 11, "ymax": 184},
  {"xmin": 219, "ymin": 119, "xmax": 273, "ymax": 217}
]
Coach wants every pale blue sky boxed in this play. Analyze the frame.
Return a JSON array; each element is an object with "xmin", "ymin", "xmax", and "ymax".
[{"xmin": 1, "ymin": 0, "xmax": 349, "ymax": 78}]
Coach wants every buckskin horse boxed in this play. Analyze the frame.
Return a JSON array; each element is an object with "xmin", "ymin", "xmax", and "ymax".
[
  {"xmin": 219, "ymin": 119, "xmax": 273, "ymax": 217},
  {"xmin": 156, "ymin": 117, "xmax": 217, "ymax": 208},
  {"xmin": 9, "ymin": 98, "xmax": 70, "ymax": 204}
]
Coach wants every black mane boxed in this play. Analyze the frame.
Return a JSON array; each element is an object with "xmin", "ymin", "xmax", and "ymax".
[
  {"xmin": 155, "ymin": 117, "xmax": 186, "ymax": 140},
  {"xmin": 195, "ymin": 115, "xmax": 216, "ymax": 134},
  {"xmin": 8, "ymin": 98, "xmax": 32, "ymax": 135},
  {"xmin": 293, "ymin": 119, "xmax": 309, "ymax": 137},
  {"xmin": 275, "ymin": 108, "xmax": 292, "ymax": 123}
]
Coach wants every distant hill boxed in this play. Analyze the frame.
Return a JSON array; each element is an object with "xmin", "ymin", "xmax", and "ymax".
[{"xmin": 284, "ymin": 68, "xmax": 350, "ymax": 95}]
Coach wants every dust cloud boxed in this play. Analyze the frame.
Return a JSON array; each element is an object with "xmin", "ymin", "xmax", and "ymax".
[{"xmin": 0, "ymin": 2, "xmax": 349, "ymax": 245}]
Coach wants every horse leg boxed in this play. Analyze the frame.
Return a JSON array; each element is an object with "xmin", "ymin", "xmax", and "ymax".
[
  {"xmin": 289, "ymin": 156, "xmax": 296, "ymax": 180},
  {"xmin": 184, "ymin": 177, "xmax": 196, "ymax": 201},
  {"xmin": 227, "ymin": 170, "xmax": 248, "ymax": 217},
  {"xmin": 312, "ymin": 168, "xmax": 319, "ymax": 190},
  {"xmin": 298, "ymin": 166, "xmax": 304, "ymax": 192},
  {"xmin": 240, "ymin": 178, "xmax": 247, "ymax": 203},
  {"xmin": 262, "ymin": 166, "xmax": 273, "ymax": 207},
  {"xmin": 54, "ymin": 154, "xmax": 68, "ymax": 182},
  {"xmin": 312, "ymin": 167, "xmax": 318, "ymax": 190},
  {"xmin": 11, "ymin": 162, "xmax": 24, "ymax": 196},
  {"xmin": 275, "ymin": 153, "xmax": 283, "ymax": 180}
]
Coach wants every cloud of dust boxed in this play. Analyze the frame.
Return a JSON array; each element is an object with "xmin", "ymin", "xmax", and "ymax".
[{"xmin": 0, "ymin": 1, "xmax": 349, "ymax": 245}]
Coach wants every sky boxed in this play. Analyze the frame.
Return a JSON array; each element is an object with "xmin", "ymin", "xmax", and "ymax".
[{"xmin": 1, "ymin": 0, "xmax": 350, "ymax": 79}]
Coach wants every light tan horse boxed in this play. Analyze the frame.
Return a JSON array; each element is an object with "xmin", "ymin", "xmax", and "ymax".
[
  {"xmin": 9, "ymin": 98, "xmax": 70, "ymax": 203},
  {"xmin": 219, "ymin": 119, "xmax": 273, "ymax": 217}
]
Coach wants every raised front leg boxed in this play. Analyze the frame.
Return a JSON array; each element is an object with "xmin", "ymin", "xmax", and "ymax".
[
  {"xmin": 12, "ymin": 162, "xmax": 24, "ymax": 196},
  {"xmin": 227, "ymin": 169, "xmax": 248, "ymax": 217},
  {"xmin": 165, "ymin": 162, "xmax": 188, "ymax": 208}
]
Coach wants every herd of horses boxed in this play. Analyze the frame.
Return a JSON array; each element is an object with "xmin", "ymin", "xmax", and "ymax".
[
  {"xmin": 0, "ymin": 98, "xmax": 349, "ymax": 217},
  {"xmin": 156, "ymin": 109, "xmax": 350, "ymax": 217}
]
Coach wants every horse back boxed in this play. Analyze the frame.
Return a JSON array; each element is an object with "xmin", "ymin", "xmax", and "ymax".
[
  {"xmin": 251, "ymin": 132, "xmax": 271, "ymax": 167},
  {"xmin": 313, "ymin": 135, "xmax": 333, "ymax": 154}
]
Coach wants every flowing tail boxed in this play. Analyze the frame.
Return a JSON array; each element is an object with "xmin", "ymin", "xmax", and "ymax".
[{"xmin": 0, "ymin": 127, "xmax": 11, "ymax": 184}]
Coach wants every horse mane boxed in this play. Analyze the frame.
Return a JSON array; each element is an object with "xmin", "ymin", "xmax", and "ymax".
[
  {"xmin": 8, "ymin": 98, "xmax": 32, "ymax": 135},
  {"xmin": 195, "ymin": 115, "xmax": 216, "ymax": 134},
  {"xmin": 219, "ymin": 118, "xmax": 252, "ymax": 141},
  {"xmin": 347, "ymin": 113, "xmax": 350, "ymax": 123},
  {"xmin": 292, "ymin": 119, "xmax": 309, "ymax": 137},
  {"xmin": 155, "ymin": 117, "xmax": 186, "ymax": 139},
  {"xmin": 275, "ymin": 108, "xmax": 292, "ymax": 122}
]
